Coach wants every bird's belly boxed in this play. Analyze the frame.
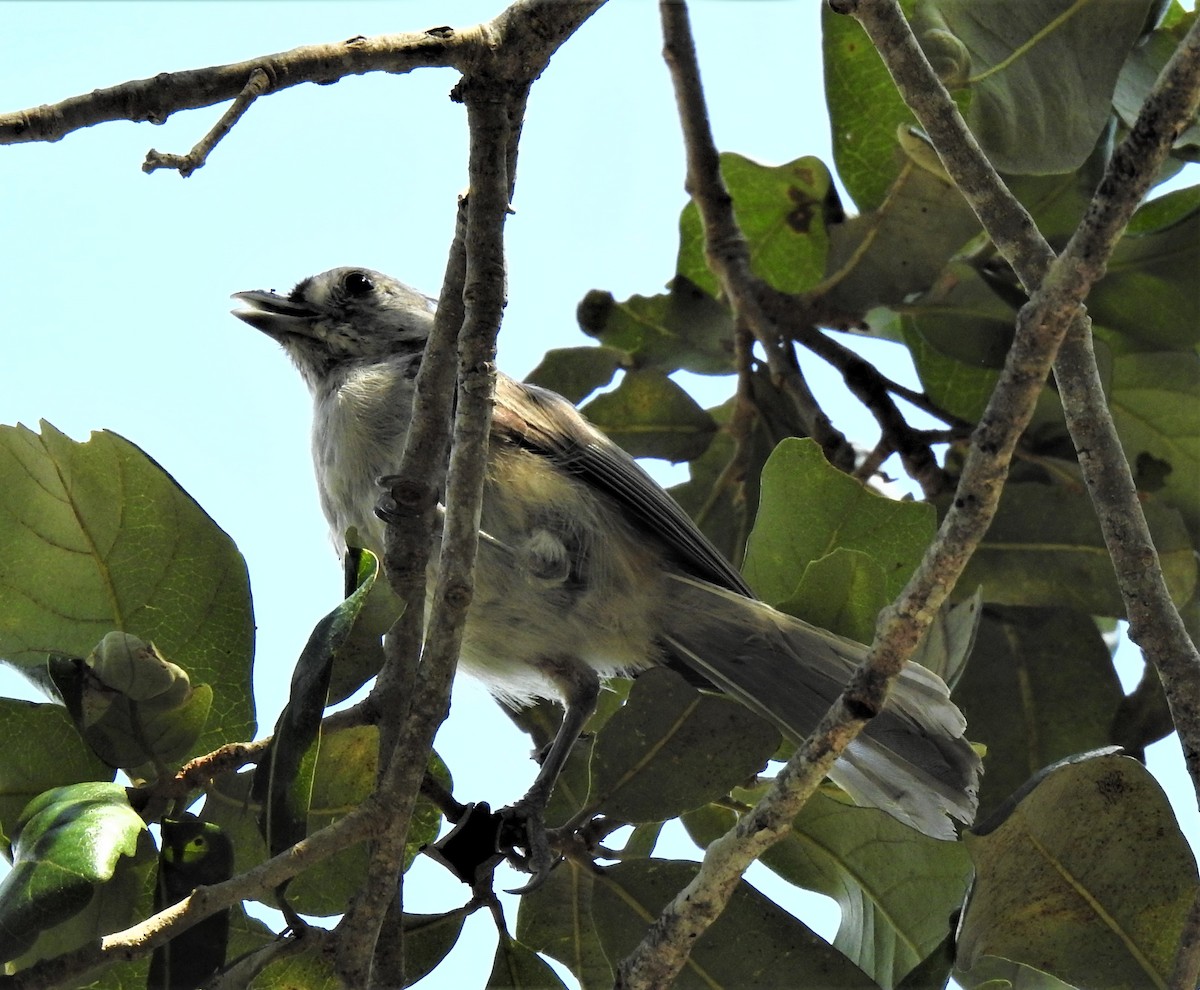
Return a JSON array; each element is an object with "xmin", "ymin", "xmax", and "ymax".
[{"xmin": 449, "ymin": 532, "xmax": 666, "ymax": 707}]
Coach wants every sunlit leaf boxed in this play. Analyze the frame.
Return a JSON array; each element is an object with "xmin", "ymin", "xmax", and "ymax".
[
  {"xmin": 743, "ymin": 438, "xmax": 935, "ymax": 605},
  {"xmin": 0, "ymin": 423, "xmax": 255, "ymax": 758}
]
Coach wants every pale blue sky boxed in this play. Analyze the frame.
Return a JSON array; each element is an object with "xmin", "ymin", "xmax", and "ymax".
[{"xmin": 1, "ymin": 3, "xmax": 1194, "ymax": 987}]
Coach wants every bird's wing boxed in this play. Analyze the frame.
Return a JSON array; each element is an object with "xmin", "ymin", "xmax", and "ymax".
[{"xmin": 491, "ymin": 374, "xmax": 753, "ymax": 596}]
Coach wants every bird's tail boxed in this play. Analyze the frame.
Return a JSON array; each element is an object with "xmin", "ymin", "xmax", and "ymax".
[{"xmin": 659, "ymin": 575, "xmax": 980, "ymax": 839}]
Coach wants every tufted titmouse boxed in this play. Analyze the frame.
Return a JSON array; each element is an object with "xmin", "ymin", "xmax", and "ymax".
[{"xmin": 234, "ymin": 266, "xmax": 979, "ymax": 869}]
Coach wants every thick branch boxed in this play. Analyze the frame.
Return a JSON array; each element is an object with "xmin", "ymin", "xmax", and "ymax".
[
  {"xmin": 332, "ymin": 3, "xmax": 603, "ymax": 983},
  {"xmin": 0, "ymin": 30, "xmax": 460, "ymax": 145}
]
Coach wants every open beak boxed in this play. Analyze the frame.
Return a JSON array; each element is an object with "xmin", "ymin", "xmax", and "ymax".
[{"xmin": 231, "ymin": 289, "xmax": 319, "ymax": 338}]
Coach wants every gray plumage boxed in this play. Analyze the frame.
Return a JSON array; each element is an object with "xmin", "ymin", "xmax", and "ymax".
[{"xmin": 234, "ymin": 266, "xmax": 979, "ymax": 840}]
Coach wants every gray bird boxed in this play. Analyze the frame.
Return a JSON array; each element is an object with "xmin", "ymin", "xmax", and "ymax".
[{"xmin": 233, "ymin": 267, "xmax": 979, "ymax": 871}]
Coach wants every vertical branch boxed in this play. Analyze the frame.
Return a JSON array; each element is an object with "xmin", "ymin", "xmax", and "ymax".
[{"xmin": 660, "ymin": 0, "xmax": 854, "ymax": 471}]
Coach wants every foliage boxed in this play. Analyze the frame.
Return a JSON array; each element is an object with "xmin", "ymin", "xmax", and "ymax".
[{"xmin": 0, "ymin": 0, "xmax": 1198, "ymax": 988}]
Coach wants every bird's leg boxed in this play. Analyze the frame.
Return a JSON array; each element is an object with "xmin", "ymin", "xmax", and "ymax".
[{"xmin": 500, "ymin": 660, "xmax": 599, "ymax": 893}]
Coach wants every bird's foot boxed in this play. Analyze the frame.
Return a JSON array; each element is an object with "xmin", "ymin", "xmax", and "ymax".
[{"xmin": 497, "ymin": 799, "xmax": 560, "ymax": 894}]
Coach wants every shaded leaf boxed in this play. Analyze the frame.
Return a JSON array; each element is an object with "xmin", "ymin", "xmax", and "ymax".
[
  {"xmin": 575, "ymin": 279, "xmax": 735, "ymax": 376},
  {"xmin": 49, "ymin": 633, "xmax": 213, "ymax": 772},
  {"xmin": 515, "ymin": 859, "xmax": 611, "ymax": 990},
  {"xmin": 1090, "ymin": 193, "xmax": 1200, "ymax": 351},
  {"xmin": 953, "ymin": 608, "xmax": 1126, "ymax": 820},
  {"xmin": 901, "ymin": 264, "xmax": 1067, "ymax": 432},
  {"xmin": 504, "ymin": 683, "xmax": 629, "ymax": 828},
  {"xmin": 824, "ymin": 154, "xmax": 981, "ymax": 315},
  {"xmin": 953, "ymin": 481, "xmax": 1196, "ymax": 614},
  {"xmin": 487, "ymin": 933, "xmax": 568, "ymax": 989},
  {"xmin": 526, "ymin": 346, "xmax": 625, "ymax": 405},
  {"xmin": 743, "ymin": 438, "xmax": 935, "ymax": 605},
  {"xmin": 391, "ymin": 908, "xmax": 469, "ymax": 988},
  {"xmin": 678, "ymin": 153, "xmax": 836, "ymax": 295},
  {"xmin": 586, "ymin": 668, "xmax": 779, "ymax": 823},
  {"xmin": 149, "ymin": 817, "xmax": 234, "ymax": 990},
  {"xmin": 591, "ymin": 859, "xmax": 874, "ymax": 988},
  {"xmin": 917, "ymin": 0, "xmax": 1152, "ymax": 174},
  {"xmin": 1109, "ymin": 348, "xmax": 1200, "ymax": 541},
  {"xmin": 0, "ymin": 422, "xmax": 255, "ymax": 757},
  {"xmin": 580, "ymin": 369, "xmax": 717, "ymax": 463},
  {"xmin": 0, "ymin": 701, "xmax": 112, "ymax": 846},
  {"xmin": 685, "ymin": 785, "xmax": 972, "ymax": 990},
  {"xmin": 959, "ymin": 752, "xmax": 1199, "ymax": 990},
  {"xmin": 254, "ymin": 550, "xmax": 381, "ymax": 858}
]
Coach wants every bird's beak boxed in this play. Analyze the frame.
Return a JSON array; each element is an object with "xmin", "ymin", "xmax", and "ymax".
[{"xmin": 231, "ymin": 289, "xmax": 319, "ymax": 338}]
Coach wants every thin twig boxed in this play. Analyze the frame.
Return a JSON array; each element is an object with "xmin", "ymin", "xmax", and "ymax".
[{"xmin": 143, "ymin": 67, "xmax": 270, "ymax": 177}]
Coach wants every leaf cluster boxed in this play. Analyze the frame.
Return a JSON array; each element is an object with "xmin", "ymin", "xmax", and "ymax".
[{"xmin": 0, "ymin": 1, "xmax": 1197, "ymax": 988}]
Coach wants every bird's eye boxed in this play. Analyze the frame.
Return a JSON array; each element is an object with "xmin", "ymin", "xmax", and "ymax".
[{"xmin": 343, "ymin": 271, "xmax": 374, "ymax": 297}]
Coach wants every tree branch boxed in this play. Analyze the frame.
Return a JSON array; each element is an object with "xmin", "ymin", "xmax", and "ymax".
[
  {"xmin": 619, "ymin": 1, "xmax": 1200, "ymax": 986},
  {"xmin": 331, "ymin": 3, "xmax": 604, "ymax": 983},
  {"xmin": 658, "ymin": 0, "xmax": 854, "ymax": 473},
  {"xmin": 0, "ymin": 29, "xmax": 462, "ymax": 147}
]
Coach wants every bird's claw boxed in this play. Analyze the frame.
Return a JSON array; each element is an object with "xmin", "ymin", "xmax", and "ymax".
[{"xmin": 498, "ymin": 800, "xmax": 560, "ymax": 894}]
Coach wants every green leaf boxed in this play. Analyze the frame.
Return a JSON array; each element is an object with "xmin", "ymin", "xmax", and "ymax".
[
  {"xmin": 1110, "ymin": 350, "xmax": 1200, "ymax": 542},
  {"xmin": 394, "ymin": 909, "xmax": 470, "ymax": 988},
  {"xmin": 487, "ymin": 933, "xmax": 568, "ymax": 989},
  {"xmin": 1114, "ymin": 7, "xmax": 1200, "ymax": 158},
  {"xmin": 823, "ymin": 154, "xmax": 982, "ymax": 315},
  {"xmin": 823, "ymin": 0, "xmax": 919, "ymax": 210},
  {"xmin": 254, "ymin": 550, "xmax": 382, "ymax": 858},
  {"xmin": 959, "ymin": 752, "xmax": 1199, "ymax": 990},
  {"xmin": 525, "ymin": 346, "xmax": 625, "ymax": 405},
  {"xmin": 580, "ymin": 370, "xmax": 717, "ymax": 463},
  {"xmin": 591, "ymin": 859, "xmax": 875, "ymax": 988},
  {"xmin": 204, "ymin": 730, "xmax": 447, "ymax": 918},
  {"xmin": 1090, "ymin": 195, "xmax": 1200, "ymax": 350},
  {"xmin": 678, "ymin": 153, "xmax": 836, "ymax": 295},
  {"xmin": 953, "ymin": 608, "xmax": 1126, "ymax": 820},
  {"xmin": 0, "ymin": 701, "xmax": 113, "ymax": 846},
  {"xmin": 684, "ymin": 786, "xmax": 972, "ymax": 990},
  {"xmin": 916, "ymin": 0, "xmax": 1153, "ymax": 174},
  {"xmin": 0, "ymin": 781, "xmax": 149, "ymax": 964},
  {"xmin": 50, "ymin": 633, "xmax": 214, "ymax": 772},
  {"xmin": 575, "ymin": 279, "xmax": 735, "ymax": 377},
  {"xmin": 776, "ymin": 548, "xmax": 888, "ymax": 645},
  {"xmin": 743, "ymin": 438, "xmax": 936, "ymax": 606},
  {"xmin": 0, "ymin": 423, "xmax": 256, "ymax": 758},
  {"xmin": 953, "ymin": 481, "xmax": 1196, "ymax": 614},
  {"xmin": 516, "ymin": 859, "xmax": 612, "ymax": 990},
  {"xmin": 586, "ymin": 668, "xmax": 779, "ymax": 824}
]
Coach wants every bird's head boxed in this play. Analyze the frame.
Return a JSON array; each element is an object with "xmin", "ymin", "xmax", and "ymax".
[{"xmin": 232, "ymin": 267, "xmax": 436, "ymax": 388}]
